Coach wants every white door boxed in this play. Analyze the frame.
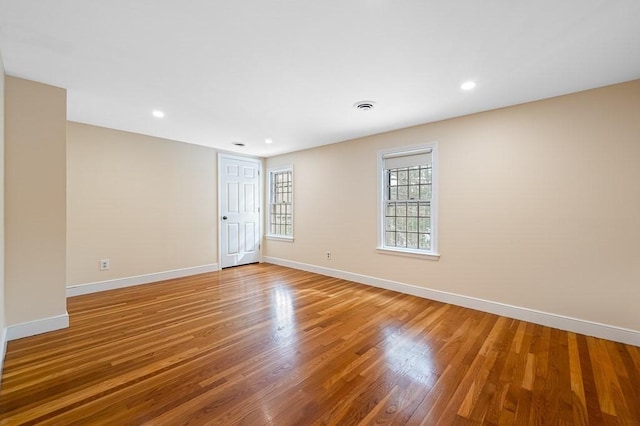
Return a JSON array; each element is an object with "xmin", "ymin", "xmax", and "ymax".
[{"xmin": 219, "ymin": 155, "xmax": 261, "ymax": 268}]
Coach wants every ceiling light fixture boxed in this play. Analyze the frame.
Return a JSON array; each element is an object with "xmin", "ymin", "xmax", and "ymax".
[
  {"xmin": 353, "ymin": 100, "xmax": 376, "ymax": 111},
  {"xmin": 460, "ymin": 81, "xmax": 476, "ymax": 91},
  {"xmin": 152, "ymin": 110, "xmax": 165, "ymax": 118},
  {"xmin": 265, "ymin": 138, "xmax": 273, "ymax": 144}
]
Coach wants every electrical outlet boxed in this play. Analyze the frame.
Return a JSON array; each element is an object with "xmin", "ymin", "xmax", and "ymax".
[
  {"xmin": 100, "ymin": 259, "xmax": 110, "ymax": 271},
  {"xmin": 326, "ymin": 251, "xmax": 331, "ymax": 260}
]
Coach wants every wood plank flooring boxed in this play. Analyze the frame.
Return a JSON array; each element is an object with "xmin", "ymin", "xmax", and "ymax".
[{"xmin": 1, "ymin": 263, "xmax": 639, "ymax": 425}]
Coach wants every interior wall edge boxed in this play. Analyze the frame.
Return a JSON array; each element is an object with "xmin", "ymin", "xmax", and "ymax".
[
  {"xmin": 262, "ymin": 256, "xmax": 640, "ymax": 347},
  {"xmin": 66, "ymin": 263, "xmax": 220, "ymax": 297}
]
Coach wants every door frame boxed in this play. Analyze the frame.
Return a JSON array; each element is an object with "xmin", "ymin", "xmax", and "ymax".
[{"xmin": 217, "ymin": 153, "xmax": 263, "ymax": 268}]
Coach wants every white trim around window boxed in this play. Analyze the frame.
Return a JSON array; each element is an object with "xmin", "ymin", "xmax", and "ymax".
[
  {"xmin": 377, "ymin": 143, "xmax": 439, "ymax": 260},
  {"xmin": 266, "ymin": 165, "xmax": 294, "ymax": 241}
]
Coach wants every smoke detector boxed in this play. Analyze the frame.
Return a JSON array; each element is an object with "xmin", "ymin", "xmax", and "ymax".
[{"xmin": 353, "ymin": 100, "xmax": 376, "ymax": 111}]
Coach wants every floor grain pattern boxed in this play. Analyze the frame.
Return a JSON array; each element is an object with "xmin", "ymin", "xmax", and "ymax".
[{"xmin": 1, "ymin": 264, "xmax": 639, "ymax": 425}]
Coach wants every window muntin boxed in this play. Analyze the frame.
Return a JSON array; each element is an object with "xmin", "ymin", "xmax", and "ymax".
[
  {"xmin": 379, "ymin": 145, "xmax": 438, "ymax": 256},
  {"xmin": 268, "ymin": 168, "xmax": 293, "ymax": 238}
]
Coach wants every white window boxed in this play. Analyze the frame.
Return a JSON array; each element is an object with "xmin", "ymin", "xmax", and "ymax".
[
  {"xmin": 378, "ymin": 143, "xmax": 439, "ymax": 259},
  {"xmin": 267, "ymin": 167, "xmax": 293, "ymax": 240}
]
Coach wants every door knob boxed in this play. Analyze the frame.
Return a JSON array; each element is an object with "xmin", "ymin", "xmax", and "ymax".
[{"xmin": 222, "ymin": 216, "xmax": 228, "ymax": 220}]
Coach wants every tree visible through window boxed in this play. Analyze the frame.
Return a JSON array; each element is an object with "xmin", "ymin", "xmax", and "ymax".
[
  {"xmin": 268, "ymin": 168, "xmax": 293, "ymax": 238},
  {"xmin": 379, "ymin": 144, "xmax": 438, "ymax": 256}
]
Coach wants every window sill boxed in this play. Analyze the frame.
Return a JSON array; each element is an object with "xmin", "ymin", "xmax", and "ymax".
[
  {"xmin": 266, "ymin": 235, "xmax": 295, "ymax": 242},
  {"xmin": 376, "ymin": 247, "xmax": 440, "ymax": 260}
]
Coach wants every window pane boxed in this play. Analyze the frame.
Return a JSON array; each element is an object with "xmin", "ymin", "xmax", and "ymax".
[
  {"xmin": 420, "ymin": 167, "xmax": 432, "ymax": 184},
  {"xmin": 386, "ymin": 203, "xmax": 396, "ymax": 216},
  {"xmin": 396, "ymin": 217, "xmax": 406, "ymax": 231},
  {"xmin": 419, "ymin": 233, "xmax": 431, "ymax": 250},
  {"xmin": 385, "ymin": 217, "xmax": 396, "ymax": 231},
  {"xmin": 409, "ymin": 168, "xmax": 420, "ymax": 185},
  {"xmin": 398, "ymin": 170, "xmax": 408, "ymax": 185},
  {"xmin": 389, "ymin": 187, "xmax": 397, "ymax": 201},
  {"xmin": 396, "ymin": 204, "xmax": 406, "ymax": 217},
  {"xmin": 408, "ymin": 185, "xmax": 419, "ymax": 200},
  {"xmin": 407, "ymin": 233, "xmax": 418, "ymax": 249},
  {"xmin": 396, "ymin": 232, "xmax": 407, "ymax": 247},
  {"xmin": 419, "ymin": 203, "xmax": 430, "ymax": 217},
  {"xmin": 418, "ymin": 217, "xmax": 431, "ymax": 233},
  {"xmin": 385, "ymin": 232, "xmax": 396, "ymax": 246},
  {"xmin": 407, "ymin": 203, "xmax": 418, "ymax": 217},
  {"xmin": 398, "ymin": 186, "xmax": 408, "ymax": 200},
  {"xmin": 407, "ymin": 217, "xmax": 418, "ymax": 232},
  {"xmin": 389, "ymin": 170, "xmax": 398, "ymax": 187},
  {"xmin": 419, "ymin": 185, "xmax": 431, "ymax": 200}
]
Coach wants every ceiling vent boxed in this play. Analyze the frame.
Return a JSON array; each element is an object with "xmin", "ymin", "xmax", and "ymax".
[{"xmin": 353, "ymin": 101, "xmax": 376, "ymax": 111}]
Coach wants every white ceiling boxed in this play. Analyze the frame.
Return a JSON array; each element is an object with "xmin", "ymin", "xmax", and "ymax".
[{"xmin": 1, "ymin": 1, "xmax": 639, "ymax": 157}]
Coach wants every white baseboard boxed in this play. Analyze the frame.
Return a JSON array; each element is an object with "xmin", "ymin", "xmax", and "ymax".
[
  {"xmin": 66, "ymin": 263, "xmax": 220, "ymax": 297},
  {"xmin": 263, "ymin": 256, "xmax": 640, "ymax": 347},
  {"xmin": 6, "ymin": 312, "xmax": 70, "ymax": 341}
]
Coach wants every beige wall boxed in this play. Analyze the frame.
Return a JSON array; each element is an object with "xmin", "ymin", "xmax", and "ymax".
[
  {"xmin": 67, "ymin": 122, "xmax": 217, "ymax": 286},
  {"xmin": 265, "ymin": 80, "xmax": 640, "ymax": 332},
  {"xmin": 5, "ymin": 76, "xmax": 67, "ymax": 326}
]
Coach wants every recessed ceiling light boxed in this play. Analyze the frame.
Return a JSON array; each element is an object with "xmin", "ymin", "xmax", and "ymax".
[
  {"xmin": 265, "ymin": 138, "xmax": 273, "ymax": 144},
  {"xmin": 460, "ymin": 81, "xmax": 476, "ymax": 91},
  {"xmin": 232, "ymin": 142, "xmax": 245, "ymax": 147},
  {"xmin": 353, "ymin": 100, "xmax": 376, "ymax": 111},
  {"xmin": 152, "ymin": 110, "xmax": 165, "ymax": 118}
]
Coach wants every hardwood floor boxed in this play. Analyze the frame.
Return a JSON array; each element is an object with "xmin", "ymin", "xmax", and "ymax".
[{"xmin": 1, "ymin": 264, "xmax": 639, "ymax": 425}]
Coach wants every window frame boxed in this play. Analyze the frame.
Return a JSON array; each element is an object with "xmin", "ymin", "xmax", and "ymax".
[
  {"xmin": 377, "ymin": 143, "xmax": 439, "ymax": 260},
  {"xmin": 266, "ymin": 165, "xmax": 294, "ymax": 241}
]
